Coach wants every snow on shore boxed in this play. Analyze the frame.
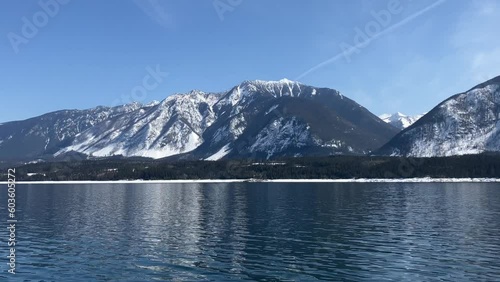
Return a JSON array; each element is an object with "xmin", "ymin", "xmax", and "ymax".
[{"xmin": 2, "ymin": 177, "xmax": 500, "ymax": 184}]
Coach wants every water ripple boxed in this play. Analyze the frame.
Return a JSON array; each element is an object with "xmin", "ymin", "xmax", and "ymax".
[{"xmin": 0, "ymin": 182, "xmax": 499, "ymax": 281}]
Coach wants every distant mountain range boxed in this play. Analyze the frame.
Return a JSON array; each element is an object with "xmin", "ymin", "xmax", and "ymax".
[
  {"xmin": 0, "ymin": 79, "xmax": 398, "ymax": 162},
  {"xmin": 1, "ymin": 76, "xmax": 499, "ymax": 162},
  {"xmin": 379, "ymin": 112, "xmax": 425, "ymax": 130}
]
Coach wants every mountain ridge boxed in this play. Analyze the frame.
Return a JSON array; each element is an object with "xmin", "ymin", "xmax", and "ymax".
[
  {"xmin": 0, "ymin": 79, "xmax": 399, "ymax": 162},
  {"xmin": 377, "ymin": 75, "xmax": 500, "ymax": 157},
  {"xmin": 4, "ymin": 76, "xmax": 499, "ymax": 162}
]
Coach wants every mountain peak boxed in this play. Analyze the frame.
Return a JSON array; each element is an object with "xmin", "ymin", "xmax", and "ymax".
[
  {"xmin": 187, "ymin": 89, "xmax": 207, "ymax": 96},
  {"xmin": 379, "ymin": 112, "xmax": 425, "ymax": 130},
  {"xmin": 145, "ymin": 100, "xmax": 160, "ymax": 107},
  {"xmin": 240, "ymin": 78, "xmax": 302, "ymax": 87},
  {"xmin": 277, "ymin": 78, "xmax": 296, "ymax": 84}
]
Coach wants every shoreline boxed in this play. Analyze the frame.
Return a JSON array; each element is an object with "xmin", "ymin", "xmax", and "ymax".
[{"xmin": 1, "ymin": 177, "xmax": 500, "ymax": 184}]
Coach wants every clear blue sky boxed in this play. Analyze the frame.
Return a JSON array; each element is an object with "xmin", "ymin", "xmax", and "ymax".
[{"xmin": 1, "ymin": 0, "xmax": 499, "ymax": 122}]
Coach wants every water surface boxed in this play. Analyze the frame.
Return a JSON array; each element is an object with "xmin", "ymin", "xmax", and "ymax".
[{"xmin": 1, "ymin": 182, "xmax": 499, "ymax": 281}]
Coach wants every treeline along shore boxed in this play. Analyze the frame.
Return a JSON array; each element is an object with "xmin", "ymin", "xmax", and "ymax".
[{"xmin": 6, "ymin": 154, "xmax": 500, "ymax": 181}]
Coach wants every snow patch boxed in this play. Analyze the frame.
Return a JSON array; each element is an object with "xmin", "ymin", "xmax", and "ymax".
[
  {"xmin": 206, "ymin": 144, "xmax": 231, "ymax": 161},
  {"xmin": 27, "ymin": 173, "xmax": 46, "ymax": 177},
  {"xmin": 265, "ymin": 105, "xmax": 279, "ymax": 115},
  {"xmin": 251, "ymin": 162, "xmax": 286, "ymax": 166},
  {"xmin": 5, "ymin": 178, "xmax": 500, "ymax": 184},
  {"xmin": 250, "ymin": 117, "xmax": 312, "ymax": 159}
]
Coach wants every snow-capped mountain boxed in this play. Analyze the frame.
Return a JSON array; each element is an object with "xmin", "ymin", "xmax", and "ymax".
[
  {"xmin": 191, "ymin": 79, "xmax": 398, "ymax": 160},
  {"xmin": 56, "ymin": 90, "xmax": 219, "ymax": 159},
  {"xmin": 0, "ymin": 79, "xmax": 399, "ymax": 161},
  {"xmin": 379, "ymin": 112, "xmax": 425, "ymax": 130},
  {"xmin": 377, "ymin": 76, "xmax": 500, "ymax": 157},
  {"xmin": 0, "ymin": 103, "xmax": 145, "ymax": 161}
]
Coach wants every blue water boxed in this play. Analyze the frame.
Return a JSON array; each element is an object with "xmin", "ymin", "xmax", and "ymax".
[{"xmin": 1, "ymin": 182, "xmax": 499, "ymax": 281}]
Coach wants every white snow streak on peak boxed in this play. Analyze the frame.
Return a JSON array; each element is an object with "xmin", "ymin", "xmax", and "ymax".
[
  {"xmin": 241, "ymin": 78, "xmax": 302, "ymax": 85},
  {"xmin": 237, "ymin": 79, "xmax": 304, "ymax": 98},
  {"xmin": 146, "ymin": 100, "xmax": 160, "ymax": 107}
]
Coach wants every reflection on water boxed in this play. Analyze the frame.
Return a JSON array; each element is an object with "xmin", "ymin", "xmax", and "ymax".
[{"xmin": 1, "ymin": 182, "xmax": 499, "ymax": 281}]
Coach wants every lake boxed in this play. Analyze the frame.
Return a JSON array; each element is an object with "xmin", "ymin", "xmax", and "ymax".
[{"xmin": 1, "ymin": 182, "xmax": 499, "ymax": 281}]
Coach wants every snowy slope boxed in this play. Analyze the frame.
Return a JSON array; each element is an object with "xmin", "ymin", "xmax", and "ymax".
[
  {"xmin": 249, "ymin": 117, "xmax": 315, "ymax": 159},
  {"xmin": 56, "ymin": 90, "xmax": 219, "ymax": 158},
  {"xmin": 377, "ymin": 76, "xmax": 500, "ymax": 157},
  {"xmin": 0, "ymin": 103, "xmax": 145, "ymax": 160},
  {"xmin": 195, "ymin": 79, "xmax": 397, "ymax": 159}
]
